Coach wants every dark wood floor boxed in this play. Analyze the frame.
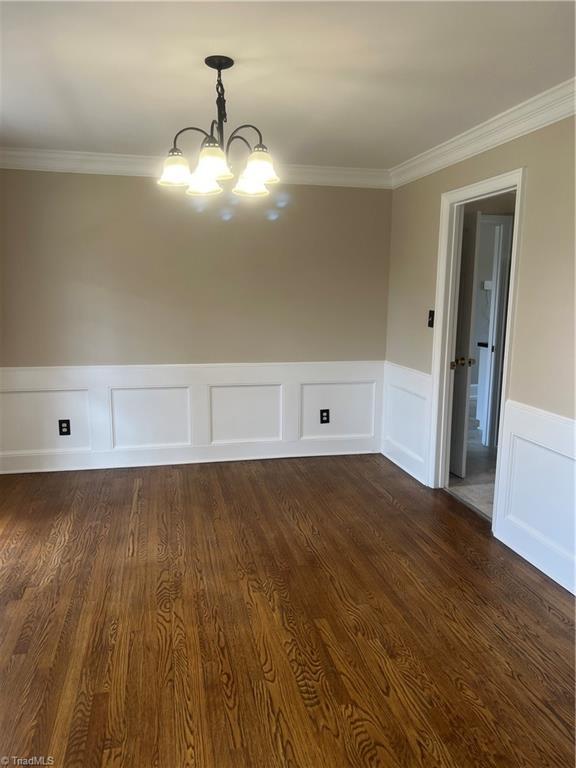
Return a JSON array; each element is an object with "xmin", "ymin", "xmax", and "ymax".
[{"xmin": 0, "ymin": 455, "xmax": 573, "ymax": 768}]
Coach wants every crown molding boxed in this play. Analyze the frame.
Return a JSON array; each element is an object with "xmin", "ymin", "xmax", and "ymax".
[
  {"xmin": 0, "ymin": 148, "xmax": 165, "ymax": 178},
  {"xmin": 281, "ymin": 164, "xmax": 392, "ymax": 189},
  {"xmin": 0, "ymin": 78, "xmax": 573, "ymax": 190},
  {"xmin": 0, "ymin": 147, "xmax": 392, "ymax": 190},
  {"xmin": 389, "ymin": 78, "xmax": 575, "ymax": 188}
]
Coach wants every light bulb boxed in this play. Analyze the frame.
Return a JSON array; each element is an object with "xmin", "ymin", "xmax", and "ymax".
[
  {"xmin": 243, "ymin": 148, "xmax": 279, "ymax": 184},
  {"xmin": 195, "ymin": 144, "xmax": 233, "ymax": 181},
  {"xmin": 186, "ymin": 172, "xmax": 223, "ymax": 197},
  {"xmin": 232, "ymin": 173, "xmax": 269, "ymax": 197},
  {"xmin": 158, "ymin": 151, "xmax": 191, "ymax": 186}
]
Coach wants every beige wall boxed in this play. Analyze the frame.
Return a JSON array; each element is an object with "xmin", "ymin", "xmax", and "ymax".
[
  {"xmin": 0, "ymin": 171, "xmax": 391, "ymax": 366},
  {"xmin": 386, "ymin": 117, "xmax": 575, "ymax": 418},
  {"xmin": 2, "ymin": 118, "xmax": 574, "ymax": 420}
]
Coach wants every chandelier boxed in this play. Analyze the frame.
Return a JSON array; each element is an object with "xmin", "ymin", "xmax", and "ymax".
[{"xmin": 158, "ymin": 55, "xmax": 279, "ymax": 197}]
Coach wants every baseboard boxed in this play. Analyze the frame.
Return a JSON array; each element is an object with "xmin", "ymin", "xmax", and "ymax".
[
  {"xmin": 0, "ymin": 441, "xmax": 378, "ymax": 475},
  {"xmin": 493, "ymin": 400, "xmax": 575, "ymax": 593},
  {"xmin": 0, "ymin": 361, "xmax": 384, "ymax": 474},
  {"xmin": 381, "ymin": 361, "xmax": 433, "ymax": 485}
]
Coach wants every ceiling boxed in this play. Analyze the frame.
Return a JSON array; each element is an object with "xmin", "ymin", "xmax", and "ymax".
[{"xmin": 1, "ymin": 1, "xmax": 574, "ymax": 170}]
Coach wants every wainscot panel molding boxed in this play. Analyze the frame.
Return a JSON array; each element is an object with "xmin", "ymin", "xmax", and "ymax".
[
  {"xmin": 493, "ymin": 400, "xmax": 575, "ymax": 593},
  {"xmin": 381, "ymin": 361, "xmax": 433, "ymax": 484},
  {"xmin": 300, "ymin": 381, "xmax": 376, "ymax": 440},
  {"xmin": 0, "ymin": 362, "xmax": 383, "ymax": 473}
]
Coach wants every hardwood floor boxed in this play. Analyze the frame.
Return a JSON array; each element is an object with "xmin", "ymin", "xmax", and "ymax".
[{"xmin": 0, "ymin": 455, "xmax": 573, "ymax": 767}]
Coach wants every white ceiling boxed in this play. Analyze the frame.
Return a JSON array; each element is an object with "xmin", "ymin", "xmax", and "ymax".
[{"xmin": 1, "ymin": 1, "xmax": 574, "ymax": 169}]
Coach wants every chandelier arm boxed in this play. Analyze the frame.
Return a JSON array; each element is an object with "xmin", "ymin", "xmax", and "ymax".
[
  {"xmin": 226, "ymin": 124, "xmax": 263, "ymax": 154},
  {"xmin": 172, "ymin": 126, "xmax": 211, "ymax": 150},
  {"xmin": 226, "ymin": 134, "xmax": 252, "ymax": 157}
]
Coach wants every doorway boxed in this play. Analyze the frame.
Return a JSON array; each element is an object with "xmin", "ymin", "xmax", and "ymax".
[
  {"xmin": 447, "ymin": 197, "xmax": 515, "ymax": 517},
  {"xmin": 428, "ymin": 169, "xmax": 523, "ymax": 528}
]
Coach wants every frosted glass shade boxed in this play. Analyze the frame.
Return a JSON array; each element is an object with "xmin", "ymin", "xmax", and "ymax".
[
  {"xmin": 158, "ymin": 153, "xmax": 191, "ymax": 186},
  {"xmin": 232, "ymin": 173, "xmax": 269, "ymax": 197},
  {"xmin": 243, "ymin": 149, "xmax": 279, "ymax": 184},
  {"xmin": 195, "ymin": 145, "xmax": 233, "ymax": 181},
  {"xmin": 185, "ymin": 172, "xmax": 223, "ymax": 196}
]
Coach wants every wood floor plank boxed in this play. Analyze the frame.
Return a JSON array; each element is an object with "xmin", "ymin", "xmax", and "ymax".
[{"xmin": 0, "ymin": 456, "xmax": 573, "ymax": 767}]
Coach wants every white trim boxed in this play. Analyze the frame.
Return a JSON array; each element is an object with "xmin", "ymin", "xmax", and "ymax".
[
  {"xmin": 0, "ymin": 148, "xmax": 163, "ymax": 178},
  {"xmin": 299, "ymin": 379, "xmax": 377, "ymax": 440},
  {"xmin": 0, "ymin": 79, "xmax": 572, "ymax": 189},
  {"xmin": 389, "ymin": 79, "xmax": 575, "ymax": 187},
  {"xmin": 0, "ymin": 361, "xmax": 384, "ymax": 473},
  {"xmin": 0, "ymin": 441, "xmax": 378, "ymax": 475},
  {"xmin": 492, "ymin": 400, "xmax": 575, "ymax": 593},
  {"xmin": 283, "ymin": 165, "xmax": 392, "ymax": 189},
  {"xmin": 429, "ymin": 168, "xmax": 524, "ymax": 491},
  {"xmin": 110, "ymin": 385, "xmax": 193, "ymax": 449},
  {"xmin": 208, "ymin": 382, "xmax": 284, "ymax": 444},
  {"xmin": 0, "ymin": 147, "xmax": 392, "ymax": 190},
  {"xmin": 0, "ymin": 360, "xmax": 384, "ymax": 373},
  {"xmin": 381, "ymin": 361, "xmax": 433, "ymax": 484}
]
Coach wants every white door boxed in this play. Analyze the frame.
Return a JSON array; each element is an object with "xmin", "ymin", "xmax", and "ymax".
[
  {"xmin": 450, "ymin": 213, "xmax": 513, "ymax": 478},
  {"xmin": 483, "ymin": 215, "xmax": 513, "ymax": 447},
  {"xmin": 472, "ymin": 215, "xmax": 514, "ymax": 447},
  {"xmin": 449, "ymin": 212, "xmax": 480, "ymax": 478}
]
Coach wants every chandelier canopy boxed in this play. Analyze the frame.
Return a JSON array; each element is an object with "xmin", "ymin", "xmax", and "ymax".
[{"xmin": 158, "ymin": 55, "xmax": 279, "ymax": 197}]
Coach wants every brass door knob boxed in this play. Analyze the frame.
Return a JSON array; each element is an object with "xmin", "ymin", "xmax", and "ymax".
[{"xmin": 450, "ymin": 357, "xmax": 467, "ymax": 369}]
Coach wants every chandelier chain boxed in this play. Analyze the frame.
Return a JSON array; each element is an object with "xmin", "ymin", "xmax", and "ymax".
[{"xmin": 216, "ymin": 71, "xmax": 227, "ymax": 125}]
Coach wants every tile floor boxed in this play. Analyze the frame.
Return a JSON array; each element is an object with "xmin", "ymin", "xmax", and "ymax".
[{"xmin": 448, "ymin": 398, "xmax": 497, "ymax": 519}]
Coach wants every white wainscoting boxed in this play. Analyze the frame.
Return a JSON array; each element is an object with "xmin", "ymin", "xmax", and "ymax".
[
  {"xmin": 210, "ymin": 384, "xmax": 283, "ymax": 444},
  {"xmin": 0, "ymin": 389, "xmax": 91, "ymax": 453},
  {"xmin": 493, "ymin": 400, "xmax": 575, "ymax": 593},
  {"xmin": 300, "ymin": 381, "xmax": 375, "ymax": 440},
  {"xmin": 0, "ymin": 362, "xmax": 383, "ymax": 473},
  {"xmin": 111, "ymin": 386, "xmax": 191, "ymax": 449},
  {"xmin": 381, "ymin": 361, "xmax": 433, "ymax": 484}
]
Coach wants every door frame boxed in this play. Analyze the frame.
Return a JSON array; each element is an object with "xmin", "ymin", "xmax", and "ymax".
[{"xmin": 428, "ymin": 169, "xmax": 524, "ymax": 521}]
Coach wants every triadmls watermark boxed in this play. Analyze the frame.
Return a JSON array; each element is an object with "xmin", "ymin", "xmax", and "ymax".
[{"xmin": 0, "ymin": 758, "xmax": 54, "ymax": 766}]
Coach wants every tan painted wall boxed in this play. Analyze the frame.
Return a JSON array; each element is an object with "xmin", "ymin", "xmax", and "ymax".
[
  {"xmin": 386, "ymin": 117, "xmax": 575, "ymax": 418},
  {"xmin": 0, "ymin": 171, "xmax": 391, "ymax": 366},
  {"xmin": 1, "ymin": 119, "xmax": 573, "ymax": 420}
]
